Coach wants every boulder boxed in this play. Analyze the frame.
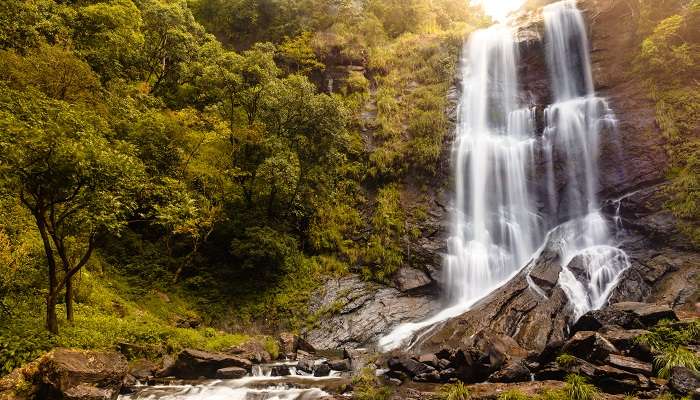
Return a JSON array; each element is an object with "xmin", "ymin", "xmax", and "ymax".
[
  {"xmin": 226, "ymin": 341, "xmax": 272, "ymax": 364},
  {"xmin": 469, "ymin": 330, "xmax": 528, "ymax": 373},
  {"xmin": 573, "ymin": 302, "xmax": 677, "ymax": 333},
  {"xmin": 535, "ymin": 357, "xmax": 596, "ymax": 381},
  {"xmin": 154, "ymin": 355, "xmax": 175, "ymax": 378},
  {"xmin": 393, "ymin": 267, "xmax": 432, "ymax": 292},
  {"xmin": 304, "ymin": 276, "xmax": 438, "ymax": 350},
  {"xmin": 128, "ymin": 359, "xmax": 157, "ymax": 381},
  {"xmin": 63, "ymin": 384, "xmax": 115, "ymax": 400},
  {"xmin": 612, "ymin": 302, "xmax": 678, "ymax": 326},
  {"xmin": 165, "ymin": 349, "xmax": 252, "ymax": 379},
  {"xmin": 387, "ymin": 357, "xmax": 434, "ymax": 378},
  {"xmin": 313, "ymin": 364, "xmax": 331, "ymax": 377},
  {"xmin": 328, "ymin": 359, "xmax": 350, "ymax": 372},
  {"xmin": 416, "ymin": 354, "xmax": 439, "ymax": 369},
  {"xmin": 561, "ymin": 331, "xmax": 619, "ymax": 364},
  {"xmin": 605, "ymin": 354, "xmax": 652, "ymax": 376},
  {"xmin": 413, "ymin": 370, "xmax": 441, "ymax": 383},
  {"xmin": 487, "ymin": 361, "xmax": 530, "ymax": 383},
  {"xmin": 343, "ymin": 348, "xmax": 371, "ymax": 371},
  {"xmin": 215, "ymin": 367, "xmax": 247, "ymax": 379},
  {"xmin": 270, "ymin": 365, "xmax": 291, "ymax": 377},
  {"xmin": 527, "ymin": 249, "xmax": 562, "ymax": 294},
  {"xmin": 37, "ymin": 349, "xmax": 128, "ymax": 400},
  {"xmin": 669, "ymin": 366, "xmax": 700, "ymax": 396},
  {"xmin": 297, "ymin": 359, "xmax": 314, "ymax": 374},
  {"xmin": 593, "ymin": 364, "xmax": 651, "ymax": 394},
  {"xmin": 278, "ymin": 333, "xmax": 296, "ymax": 358}
]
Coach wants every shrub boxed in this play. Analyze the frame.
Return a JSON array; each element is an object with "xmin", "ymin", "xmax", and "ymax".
[
  {"xmin": 564, "ymin": 374, "xmax": 599, "ymax": 400},
  {"xmin": 498, "ymin": 389, "xmax": 530, "ymax": 400},
  {"xmin": 556, "ymin": 353, "xmax": 577, "ymax": 368},
  {"xmin": 352, "ymin": 367, "xmax": 392, "ymax": 400},
  {"xmin": 654, "ymin": 345, "xmax": 700, "ymax": 378},
  {"xmin": 439, "ymin": 381, "xmax": 470, "ymax": 400}
]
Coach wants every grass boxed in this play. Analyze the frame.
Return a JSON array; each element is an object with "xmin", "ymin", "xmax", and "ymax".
[
  {"xmin": 0, "ymin": 267, "xmax": 257, "ymax": 376},
  {"xmin": 498, "ymin": 390, "xmax": 530, "ymax": 400},
  {"xmin": 564, "ymin": 374, "xmax": 599, "ymax": 400},
  {"xmin": 653, "ymin": 345, "xmax": 700, "ymax": 378},
  {"xmin": 439, "ymin": 382, "xmax": 470, "ymax": 400},
  {"xmin": 556, "ymin": 354, "xmax": 577, "ymax": 368},
  {"xmin": 352, "ymin": 367, "xmax": 393, "ymax": 400}
]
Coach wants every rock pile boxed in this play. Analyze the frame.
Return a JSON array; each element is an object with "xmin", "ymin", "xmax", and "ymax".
[{"xmin": 383, "ymin": 302, "xmax": 700, "ymax": 398}]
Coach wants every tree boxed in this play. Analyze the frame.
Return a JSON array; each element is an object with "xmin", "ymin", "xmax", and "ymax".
[{"xmin": 0, "ymin": 86, "xmax": 144, "ymax": 333}]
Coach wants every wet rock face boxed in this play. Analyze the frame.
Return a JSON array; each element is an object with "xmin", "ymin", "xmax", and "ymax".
[{"xmin": 304, "ymin": 275, "xmax": 438, "ymax": 350}]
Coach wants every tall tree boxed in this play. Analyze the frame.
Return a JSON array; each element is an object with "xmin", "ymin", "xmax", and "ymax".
[{"xmin": 0, "ymin": 87, "xmax": 144, "ymax": 333}]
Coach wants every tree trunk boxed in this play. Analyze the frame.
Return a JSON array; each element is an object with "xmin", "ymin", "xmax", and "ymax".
[
  {"xmin": 46, "ymin": 293, "xmax": 58, "ymax": 334},
  {"xmin": 65, "ymin": 276, "xmax": 74, "ymax": 323}
]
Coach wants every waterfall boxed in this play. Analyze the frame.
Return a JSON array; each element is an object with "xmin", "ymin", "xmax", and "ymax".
[
  {"xmin": 379, "ymin": 0, "xmax": 628, "ymax": 350},
  {"xmin": 541, "ymin": 0, "xmax": 629, "ymax": 318},
  {"xmin": 447, "ymin": 24, "xmax": 543, "ymax": 307}
]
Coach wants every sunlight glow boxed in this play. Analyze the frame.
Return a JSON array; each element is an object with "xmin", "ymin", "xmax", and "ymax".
[{"xmin": 471, "ymin": 0, "xmax": 527, "ymax": 22}]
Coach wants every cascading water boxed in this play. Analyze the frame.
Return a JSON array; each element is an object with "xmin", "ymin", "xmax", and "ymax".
[
  {"xmin": 379, "ymin": 23, "xmax": 543, "ymax": 350},
  {"xmin": 380, "ymin": 0, "xmax": 629, "ymax": 350},
  {"xmin": 540, "ymin": 0, "xmax": 629, "ymax": 319}
]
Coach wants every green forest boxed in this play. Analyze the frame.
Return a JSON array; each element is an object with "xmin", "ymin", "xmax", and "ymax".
[{"xmin": 0, "ymin": 0, "xmax": 488, "ymax": 374}]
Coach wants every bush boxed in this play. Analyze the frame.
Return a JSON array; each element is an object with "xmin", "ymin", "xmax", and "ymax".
[
  {"xmin": 654, "ymin": 345, "xmax": 700, "ymax": 378},
  {"xmin": 564, "ymin": 374, "xmax": 599, "ymax": 400},
  {"xmin": 556, "ymin": 353, "xmax": 577, "ymax": 368},
  {"xmin": 352, "ymin": 367, "xmax": 392, "ymax": 400},
  {"xmin": 439, "ymin": 381, "xmax": 470, "ymax": 400},
  {"xmin": 498, "ymin": 389, "xmax": 529, "ymax": 400}
]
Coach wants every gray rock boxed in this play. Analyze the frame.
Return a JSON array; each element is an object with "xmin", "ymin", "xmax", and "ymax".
[
  {"xmin": 37, "ymin": 349, "xmax": 128, "ymax": 400},
  {"xmin": 270, "ymin": 365, "xmax": 291, "ymax": 377},
  {"xmin": 343, "ymin": 348, "xmax": 370, "ymax": 371},
  {"xmin": 305, "ymin": 276, "xmax": 437, "ymax": 350},
  {"xmin": 561, "ymin": 331, "xmax": 619, "ymax": 364},
  {"xmin": 63, "ymin": 384, "xmax": 116, "ymax": 400},
  {"xmin": 167, "ymin": 349, "xmax": 252, "ymax": 379},
  {"xmin": 328, "ymin": 359, "xmax": 350, "ymax": 371},
  {"xmin": 605, "ymin": 354, "xmax": 652, "ymax": 376},
  {"xmin": 669, "ymin": 366, "xmax": 700, "ymax": 396},
  {"xmin": 313, "ymin": 363, "xmax": 331, "ymax": 377},
  {"xmin": 388, "ymin": 357, "xmax": 434, "ymax": 378},
  {"xmin": 393, "ymin": 267, "xmax": 432, "ymax": 292},
  {"xmin": 488, "ymin": 361, "xmax": 530, "ymax": 383},
  {"xmin": 215, "ymin": 367, "xmax": 247, "ymax": 379},
  {"xmin": 416, "ymin": 354, "xmax": 439, "ymax": 369}
]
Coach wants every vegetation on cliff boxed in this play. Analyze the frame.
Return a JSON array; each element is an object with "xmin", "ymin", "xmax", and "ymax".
[{"xmin": 636, "ymin": 0, "xmax": 700, "ymax": 243}]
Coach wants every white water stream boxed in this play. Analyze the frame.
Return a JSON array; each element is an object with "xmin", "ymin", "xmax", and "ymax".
[{"xmin": 380, "ymin": 0, "xmax": 629, "ymax": 351}]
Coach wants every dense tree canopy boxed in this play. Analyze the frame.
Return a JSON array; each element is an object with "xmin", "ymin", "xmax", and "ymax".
[{"xmin": 0, "ymin": 0, "xmax": 485, "ymax": 372}]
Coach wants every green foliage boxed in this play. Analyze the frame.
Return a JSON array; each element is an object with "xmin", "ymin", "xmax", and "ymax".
[
  {"xmin": 636, "ymin": 0, "xmax": 700, "ymax": 244},
  {"xmin": 352, "ymin": 367, "xmax": 393, "ymax": 400},
  {"xmin": 635, "ymin": 319, "xmax": 700, "ymax": 351},
  {"xmin": 556, "ymin": 353, "xmax": 577, "ymax": 368},
  {"xmin": 497, "ymin": 390, "xmax": 531, "ymax": 400},
  {"xmin": 439, "ymin": 381, "xmax": 471, "ymax": 400},
  {"xmin": 0, "ymin": 0, "xmax": 487, "ymax": 343},
  {"xmin": 564, "ymin": 374, "xmax": 599, "ymax": 400},
  {"xmin": 362, "ymin": 184, "xmax": 405, "ymax": 281},
  {"xmin": 654, "ymin": 345, "xmax": 700, "ymax": 378}
]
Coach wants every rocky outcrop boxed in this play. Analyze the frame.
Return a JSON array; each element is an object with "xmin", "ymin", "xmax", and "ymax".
[
  {"xmin": 304, "ymin": 275, "xmax": 438, "ymax": 349},
  {"xmin": 36, "ymin": 349, "xmax": 128, "ymax": 400},
  {"xmin": 159, "ymin": 349, "xmax": 252, "ymax": 379}
]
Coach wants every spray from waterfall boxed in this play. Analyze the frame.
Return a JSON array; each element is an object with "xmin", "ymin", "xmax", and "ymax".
[{"xmin": 379, "ymin": 0, "xmax": 628, "ymax": 351}]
